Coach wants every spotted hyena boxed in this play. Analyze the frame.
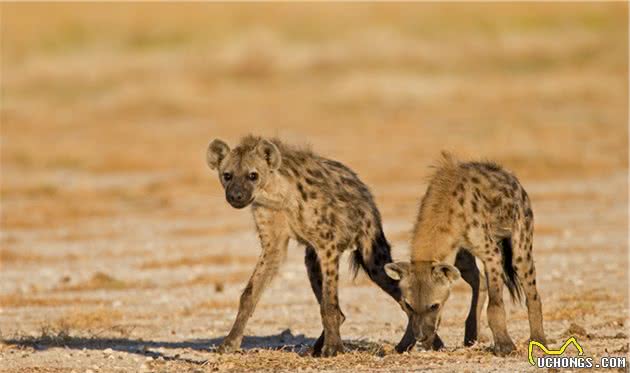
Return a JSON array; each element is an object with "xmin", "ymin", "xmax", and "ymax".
[
  {"xmin": 384, "ymin": 152, "xmax": 546, "ymax": 356},
  {"xmin": 206, "ymin": 136, "xmax": 480, "ymax": 356}
]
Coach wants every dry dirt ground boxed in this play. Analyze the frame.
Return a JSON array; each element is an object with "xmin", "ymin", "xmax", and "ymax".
[{"xmin": 1, "ymin": 3, "xmax": 628, "ymax": 372}]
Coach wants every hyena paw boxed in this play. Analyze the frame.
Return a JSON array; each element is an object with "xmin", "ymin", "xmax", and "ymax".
[
  {"xmin": 493, "ymin": 340, "xmax": 516, "ymax": 356},
  {"xmin": 321, "ymin": 341, "xmax": 344, "ymax": 357},
  {"xmin": 312, "ymin": 333, "xmax": 325, "ymax": 356},
  {"xmin": 216, "ymin": 339, "xmax": 240, "ymax": 354}
]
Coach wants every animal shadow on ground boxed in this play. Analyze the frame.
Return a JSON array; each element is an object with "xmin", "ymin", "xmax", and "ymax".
[{"xmin": 2, "ymin": 329, "xmax": 386, "ymax": 365}]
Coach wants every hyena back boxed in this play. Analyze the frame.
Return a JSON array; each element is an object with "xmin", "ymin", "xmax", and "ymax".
[
  {"xmin": 207, "ymin": 136, "xmax": 480, "ymax": 356},
  {"xmin": 385, "ymin": 153, "xmax": 546, "ymax": 356}
]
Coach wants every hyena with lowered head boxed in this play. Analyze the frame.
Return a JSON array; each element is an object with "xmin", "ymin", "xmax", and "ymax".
[
  {"xmin": 384, "ymin": 153, "xmax": 546, "ymax": 356},
  {"xmin": 206, "ymin": 136, "xmax": 480, "ymax": 356}
]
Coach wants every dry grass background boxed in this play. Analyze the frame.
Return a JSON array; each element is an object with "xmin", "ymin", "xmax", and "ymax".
[{"xmin": 0, "ymin": 3, "xmax": 628, "ymax": 372}]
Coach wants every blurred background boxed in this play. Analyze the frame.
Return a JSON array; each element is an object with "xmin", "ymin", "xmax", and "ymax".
[{"xmin": 1, "ymin": 3, "xmax": 628, "ymax": 371}]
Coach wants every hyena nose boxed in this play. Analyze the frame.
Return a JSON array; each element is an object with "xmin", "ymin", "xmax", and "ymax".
[{"xmin": 230, "ymin": 191, "xmax": 244, "ymax": 202}]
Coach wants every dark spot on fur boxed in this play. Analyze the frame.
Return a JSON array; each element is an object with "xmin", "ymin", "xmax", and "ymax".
[
  {"xmin": 243, "ymin": 283, "xmax": 253, "ymax": 297},
  {"xmin": 471, "ymin": 176, "xmax": 480, "ymax": 184},
  {"xmin": 297, "ymin": 182, "xmax": 308, "ymax": 201},
  {"xmin": 278, "ymin": 168, "xmax": 290, "ymax": 177},
  {"xmin": 307, "ymin": 168, "xmax": 324, "ymax": 178},
  {"xmin": 525, "ymin": 208, "xmax": 533, "ymax": 218},
  {"xmin": 458, "ymin": 197, "xmax": 465, "ymax": 206},
  {"xmin": 330, "ymin": 213, "xmax": 337, "ymax": 226}
]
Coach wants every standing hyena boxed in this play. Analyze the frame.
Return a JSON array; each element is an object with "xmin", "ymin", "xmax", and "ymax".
[
  {"xmin": 384, "ymin": 153, "xmax": 546, "ymax": 356},
  {"xmin": 206, "ymin": 136, "xmax": 480, "ymax": 356}
]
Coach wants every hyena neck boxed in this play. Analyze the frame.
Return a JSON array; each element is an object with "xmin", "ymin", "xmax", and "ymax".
[
  {"xmin": 252, "ymin": 172, "xmax": 293, "ymax": 210},
  {"xmin": 410, "ymin": 220, "xmax": 453, "ymax": 263}
]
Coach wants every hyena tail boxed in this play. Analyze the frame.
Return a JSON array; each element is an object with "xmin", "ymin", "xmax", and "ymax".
[
  {"xmin": 350, "ymin": 228, "xmax": 392, "ymax": 279},
  {"xmin": 500, "ymin": 236, "xmax": 524, "ymax": 304}
]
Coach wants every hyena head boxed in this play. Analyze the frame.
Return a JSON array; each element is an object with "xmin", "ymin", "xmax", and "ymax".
[
  {"xmin": 206, "ymin": 137, "xmax": 281, "ymax": 209},
  {"xmin": 385, "ymin": 261, "xmax": 460, "ymax": 348}
]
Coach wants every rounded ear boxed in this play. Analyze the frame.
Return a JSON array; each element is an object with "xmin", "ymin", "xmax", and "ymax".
[
  {"xmin": 207, "ymin": 139, "xmax": 230, "ymax": 170},
  {"xmin": 257, "ymin": 139, "xmax": 281, "ymax": 170},
  {"xmin": 432, "ymin": 263, "xmax": 460, "ymax": 284},
  {"xmin": 384, "ymin": 262, "xmax": 410, "ymax": 281}
]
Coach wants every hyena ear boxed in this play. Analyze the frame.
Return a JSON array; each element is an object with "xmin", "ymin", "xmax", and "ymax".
[
  {"xmin": 384, "ymin": 262, "xmax": 410, "ymax": 281},
  {"xmin": 207, "ymin": 139, "xmax": 230, "ymax": 170},
  {"xmin": 257, "ymin": 139, "xmax": 281, "ymax": 170},
  {"xmin": 432, "ymin": 263, "xmax": 460, "ymax": 284}
]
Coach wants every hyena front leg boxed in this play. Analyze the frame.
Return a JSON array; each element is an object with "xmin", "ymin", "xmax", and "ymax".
[
  {"xmin": 455, "ymin": 249, "xmax": 483, "ymax": 347},
  {"xmin": 482, "ymin": 252, "xmax": 516, "ymax": 356},
  {"xmin": 217, "ymin": 210, "xmax": 289, "ymax": 353},
  {"xmin": 304, "ymin": 246, "xmax": 345, "ymax": 356}
]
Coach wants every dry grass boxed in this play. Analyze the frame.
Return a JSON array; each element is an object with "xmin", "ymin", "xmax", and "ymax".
[
  {"xmin": 180, "ymin": 299, "xmax": 239, "ymax": 316},
  {"xmin": 171, "ymin": 270, "xmax": 251, "ymax": 289},
  {"xmin": 56, "ymin": 272, "xmax": 151, "ymax": 292},
  {"xmin": 0, "ymin": 249, "xmax": 79, "ymax": 264},
  {"xmin": 140, "ymin": 254, "xmax": 257, "ymax": 270},
  {"xmin": 546, "ymin": 302, "xmax": 598, "ymax": 321},
  {"xmin": 52, "ymin": 308, "xmax": 125, "ymax": 332},
  {"xmin": 0, "ymin": 294, "xmax": 102, "ymax": 308},
  {"xmin": 0, "ymin": 0, "xmax": 626, "ymax": 233}
]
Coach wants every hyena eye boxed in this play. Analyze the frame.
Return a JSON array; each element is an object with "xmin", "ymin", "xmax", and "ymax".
[
  {"xmin": 403, "ymin": 300, "xmax": 416, "ymax": 313},
  {"xmin": 429, "ymin": 303, "xmax": 440, "ymax": 312},
  {"xmin": 248, "ymin": 172, "xmax": 259, "ymax": 181},
  {"xmin": 223, "ymin": 172, "xmax": 233, "ymax": 181}
]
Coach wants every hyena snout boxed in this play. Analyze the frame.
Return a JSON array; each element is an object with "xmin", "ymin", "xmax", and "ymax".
[
  {"xmin": 411, "ymin": 314, "xmax": 440, "ymax": 348},
  {"xmin": 226, "ymin": 185, "xmax": 253, "ymax": 209}
]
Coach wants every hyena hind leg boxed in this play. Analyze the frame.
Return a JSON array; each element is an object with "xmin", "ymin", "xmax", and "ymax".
[
  {"xmin": 304, "ymin": 246, "xmax": 345, "ymax": 356},
  {"xmin": 315, "ymin": 243, "xmax": 346, "ymax": 357},
  {"xmin": 510, "ymin": 230, "xmax": 546, "ymax": 345}
]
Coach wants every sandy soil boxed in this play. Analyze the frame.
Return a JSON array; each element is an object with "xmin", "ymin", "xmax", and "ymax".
[{"xmin": 1, "ymin": 3, "xmax": 628, "ymax": 372}]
